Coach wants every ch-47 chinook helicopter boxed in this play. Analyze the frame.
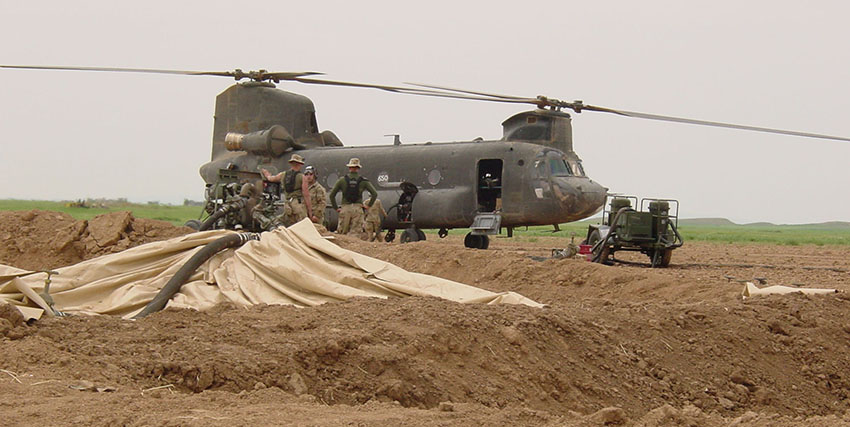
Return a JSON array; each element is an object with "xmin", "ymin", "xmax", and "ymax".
[{"xmin": 3, "ymin": 65, "xmax": 849, "ymax": 249}]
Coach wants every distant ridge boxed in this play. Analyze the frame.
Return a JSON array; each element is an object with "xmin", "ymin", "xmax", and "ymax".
[
  {"xmin": 742, "ymin": 222, "xmax": 775, "ymax": 227},
  {"xmin": 578, "ymin": 217, "xmax": 850, "ymax": 228},
  {"xmin": 787, "ymin": 221, "xmax": 850, "ymax": 229},
  {"xmin": 678, "ymin": 218, "xmax": 736, "ymax": 226},
  {"xmin": 679, "ymin": 218, "xmax": 850, "ymax": 228}
]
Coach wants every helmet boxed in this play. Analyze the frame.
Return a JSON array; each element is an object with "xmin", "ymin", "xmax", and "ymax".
[{"xmin": 304, "ymin": 165, "xmax": 315, "ymax": 175}]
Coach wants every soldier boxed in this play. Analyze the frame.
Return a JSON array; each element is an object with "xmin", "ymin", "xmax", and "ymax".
[
  {"xmin": 261, "ymin": 153, "xmax": 313, "ymax": 226},
  {"xmin": 304, "ymin": 165, "xmax": 327, "ymax": 226},
  {"xmin": 364, "ymin": 198, "xmax": 387, "ymax": 242},
  {"xmin": 329, "ymin": 158, "xmax": 377, "ymax": 238}
]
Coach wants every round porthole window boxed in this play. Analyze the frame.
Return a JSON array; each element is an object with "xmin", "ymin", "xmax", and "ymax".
[
  {"xmin": 326, "ymin": 173, "xmax": 339, "ymax": 188},
  {"xmin": 427, "ymin": 169, "xmax": 441, "ymax": 186}
]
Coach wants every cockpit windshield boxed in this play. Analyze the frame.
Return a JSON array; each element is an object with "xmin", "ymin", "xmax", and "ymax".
[
  {"xmin": 548, "ymin": 158, "xmax": 572, "ymax": 176},
  {"xmin": 535, "ymin": 151, "xmax": 575, "ymax": 177}
]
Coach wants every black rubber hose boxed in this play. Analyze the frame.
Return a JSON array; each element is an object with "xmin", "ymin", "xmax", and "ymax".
[
  {"xmin": 668, "ymin": 221, "xmax": 685, "ymax": 248},
  {"xmin": 198, "ymin": 209, "xmax": 226, "ymax": 231},
  {"xmin": 132, "ymin": 232, "xmax": 259, "ymax": 319},
  {"xmin": 590, "ymin": 207, "xmax": 630, "ymax": 263},
  {"xmin": 198, "ymin": 199, "xmax": 247, "ymax": 231}
]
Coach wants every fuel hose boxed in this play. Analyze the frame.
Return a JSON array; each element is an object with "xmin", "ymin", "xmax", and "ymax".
[
  {"xmin": 132, "ymin": 232, "xmax": 260, "ymax": 319},
  {"xmin": 198, "ymin": 199, "xmax": 247, "ymax": 231},
  {"xmin": 590, "ymin": 207, "xmax": 630, "ymax": 263}
]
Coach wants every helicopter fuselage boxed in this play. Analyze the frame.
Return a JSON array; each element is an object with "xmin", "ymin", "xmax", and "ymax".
[{"xmin": 200, "ymin": 139, "xmax": 607, "ymax": 230}]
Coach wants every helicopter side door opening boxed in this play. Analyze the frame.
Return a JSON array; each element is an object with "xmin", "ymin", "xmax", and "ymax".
[
  {"xmin": 477, "ymin": 159, "xmax": 503, "ymax": 213},
  {"xmin": 465, "ymin": 159, "xmax": 504, "ymax": 250}
]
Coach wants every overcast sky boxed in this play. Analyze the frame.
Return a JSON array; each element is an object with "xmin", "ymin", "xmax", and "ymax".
[{"xmin": 1, "ymin": 1, "xmax": 848, "ymax": 224}]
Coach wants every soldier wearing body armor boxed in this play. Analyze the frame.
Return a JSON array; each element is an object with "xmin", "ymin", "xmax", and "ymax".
[
  {"xmin": 329, "ymin": 158, "xmax": 377, "ymax": 239},
  {"xmin": 261, "ymin": 153, "xmax": 313, "ymax": 226},
  {"xmin": 304, "ymin": 165, "xmax": 327, "ymax": 227}
]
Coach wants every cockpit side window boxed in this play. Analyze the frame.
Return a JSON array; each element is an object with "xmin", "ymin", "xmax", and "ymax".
[
  {"xmin": 533, "ymin": 159, "xmax": 547, "ymax": 179},
  {"xmin": 571, "ymin": 161, "xmax": 586, "ymax": 177}
]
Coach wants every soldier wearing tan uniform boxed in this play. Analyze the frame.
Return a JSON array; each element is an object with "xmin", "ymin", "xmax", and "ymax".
[
  {"xmin": 261, "ymin": 153, "xmax": 313, "ymax": 226},
  {"xmin": 304, "ymin": 165, "xmax": 327, "ymax": 226},
  {"xmin": 329, "ymin": 158, "xmax": 378, "ymax": 239},
  {"xmin": 364, "ymin": 198, "xmax": 387, "ymax": 242}
]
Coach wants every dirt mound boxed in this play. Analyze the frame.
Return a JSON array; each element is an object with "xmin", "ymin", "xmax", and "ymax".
[
  {"xmin": 0, "ymin": 302, "xmax": 26, "ymax": 339},
  {"xmin": 2, "ymin": 213, "xmax": 850, "ymax": 425},
  {"xmin": 0, "ymin": 210, "xmax": 191, "ymax": 270}
]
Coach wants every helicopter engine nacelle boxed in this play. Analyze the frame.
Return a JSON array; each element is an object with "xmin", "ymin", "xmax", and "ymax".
[{"xmin": 224, "ymin": 125, "xmax": 293, "ymax": 157}]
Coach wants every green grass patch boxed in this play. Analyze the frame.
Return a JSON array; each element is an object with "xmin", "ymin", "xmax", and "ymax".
[
  {"xmin": 0, "ymin": 200, "xmax": 203, "ymax": 226},
  {"xmin": 3, "ymin": 200, "xmax": 849, "ymax": 245},
  {"xmin": 427, "ymin": 220, "xmax": 850, "ymax": 246},
  {"xmin": 677, "ymin": 224, "xmax": 850, "ymax": 246}
]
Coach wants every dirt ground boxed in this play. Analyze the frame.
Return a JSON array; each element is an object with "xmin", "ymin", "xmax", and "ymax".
[{"xmin": 2, "ymin": 210, "xmax": 850, "ymax": 426}]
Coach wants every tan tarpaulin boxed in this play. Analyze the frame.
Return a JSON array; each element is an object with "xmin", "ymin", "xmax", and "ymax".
[
  {"xmin": 742, "ymin": 282, "xmax": 839, "ymax": 298},
  {"xmin": 0, "ymin": 219, "xmax": 542, "ymax": 320}
]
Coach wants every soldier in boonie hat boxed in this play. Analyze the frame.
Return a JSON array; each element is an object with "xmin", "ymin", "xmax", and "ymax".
[
  {"xmin": 288, "ymin": 153, "xmax": 305, "ymax": 164},
  {"xmin": 261, "ymin": 152, "xmax": 313, "ymax": 225},
  {"xmin": 329, "ymin": 157, "xmax": 377, "ymax": 239}
]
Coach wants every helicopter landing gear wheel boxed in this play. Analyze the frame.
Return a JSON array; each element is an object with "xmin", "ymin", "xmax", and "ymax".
[
  {"xmin": 184, "ymin": 219, "xmax": 201, "ymax": 231},
  {"xmin": 400, "ymin": 227, "xmax": 424, "ymax": 243},
  {"xmin": 463, "ymin": 233, "xmax": 489, "ymax": 250},
  {"xmin": 438, "ymin": 228, "xmax": 448, "ymax": 238},
  {"xmin": 385, "ymin": 229, "xmax": 396, "ymax": 243}
]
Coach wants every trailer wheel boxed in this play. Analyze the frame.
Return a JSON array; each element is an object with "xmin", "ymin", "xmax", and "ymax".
[
  {"xmin": 658, "ymin": 249, "xmax": 673, "ymax": 267},
  {"xmin": 587, "ymin": 229, "xmax": 601, "ymax": 246},
  {"xmin": 649, "ymin": 249, "xmax": 673, "ymax": 267},
  {"xmin": 596, "ymin": 245, "xmax": 612, "ymax": 265},
  {"xmin": 589, "ymin": 230, "xmax": 612, "ymax": 264}
]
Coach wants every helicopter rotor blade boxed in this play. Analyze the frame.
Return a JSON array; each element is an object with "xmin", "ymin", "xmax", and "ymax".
[
  {"xmin": 292, "ymin": 76, "xmax": 535, "ymax": 104},
  {"xmin": 300, "ymin": 77, "xmax": 850, "ymax": 142},
  {"xmin": 4, "ymin": 65, "xmax": 846, "ymax": 142},
  {"xmin": 0, "ymin": 65, "xmax": 323, "ymax": 81},
  {"xmin": 1, "ymin": 64, "xmax": 228, "ymax": 77},
  {"xmin": 399, "ymin": 82, "xmax": 850, "ymax": 142},
  {"xmin": 405, "ymin": 82, "xmax": 532, "ymax": 101},
  {"xmin": 580, "ymin": 104, "xmax": 850, "ymax": 143}
]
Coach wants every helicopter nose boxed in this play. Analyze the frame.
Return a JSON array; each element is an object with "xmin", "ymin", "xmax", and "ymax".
[
  {"xmin": 551, "ymin": 177, "xmax": 607, "ymax": 219},
  {"xmin": 580, "ymin": 180, "xmax": 608, "ymax": 215}
]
